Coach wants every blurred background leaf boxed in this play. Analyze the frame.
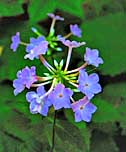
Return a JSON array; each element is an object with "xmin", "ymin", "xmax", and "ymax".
[{"xmin": 0, "ymin": 0, "xmax": 24, "ymax": 17}]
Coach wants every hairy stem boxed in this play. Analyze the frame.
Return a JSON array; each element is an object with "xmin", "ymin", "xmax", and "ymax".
[
  {"xmin": 64, "ymin": 47, "xmax": 72, "ymax": 71},
  {"xmin": 49, "ymin": 19, "xmax": 56, "ymax": 36},
  {"xmin": 39, "ymin": 55, "xmax": 55, "ymax": 73},
  {"xmin": 69, "ymin": 81, "xmax": 78, "ymax": 88},
  {"xmin": 31, "ymin": 81, "xmax": 51, "ymax": 87},
  {"xmin": 67, "ymin": 62, "xmax": 88, "ymax": 74},
  {"xmin": 40, "ymin": 78, "xmax": 56, "ymax": 99},
  {"xmin": 36, "ymin": 76, "xmax": 53, "ymax": 81}
]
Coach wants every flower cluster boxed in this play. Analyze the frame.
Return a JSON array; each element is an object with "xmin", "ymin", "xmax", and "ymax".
[{"xmin": 11, "ymin": 13, "xmax": 103, "ymax": 122}]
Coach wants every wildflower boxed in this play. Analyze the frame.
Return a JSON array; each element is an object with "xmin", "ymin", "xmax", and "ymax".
[
  {"xmin": 57, "ymin": 35, "xmax": 66, "ymax": 42},
  {"xmin": 26, "ymin": 86, "xmax": 51, "ymax": 116},
  {"xmin": 48, "ymin": 13, "xmax": 64, "ymax": 21},
  {"xmin": 62, "ymin": 39, "xmax": 85, "ymax": 48},
  {"xmin": 48, "ymin": 83, "xmax": 73, "ymax": 110},
  {"xmin": 71, "ymin": 96, "xmax": 97, "ymax": 122},
  {"xmin": 13, "ymin": 66, "xmax": 37, "ymax": 95},
  {"xmin": 10, "ymin": 32, "xmax": 20, "ymax": 52},
  {"xmin": 78, "ymin": 70, "xmax": 102, "ymax": 99},
  {"xmin": 84, "ymin": 47, "xmax": 103, "ymax": 67},
  {"xmin": 24, "ymin": 36, "xmax": 48, "ymax": 60},
  {"xmin": 70, "ymin": 24, "xmax": 82, "ymax": 37}
]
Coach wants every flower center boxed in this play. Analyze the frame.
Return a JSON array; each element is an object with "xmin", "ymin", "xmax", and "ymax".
[
  {"xmin": 59, "ymin": 93, "xmax": 63, "ymax": 98},
  {"xmin": 80, "ymin": 106, "xmax": 84, "ymax": 110},
  {"xmin": 85, "ymin": 83, "xmax": 89, "ymax": 87}
]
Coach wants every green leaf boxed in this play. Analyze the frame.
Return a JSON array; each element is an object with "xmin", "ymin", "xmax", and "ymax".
[
  {"xmin": 28, "ymin": 0, "xmax": 85, "ymax": 23},
  {"xmin": 83, "ymin": 0, "xmax": 124, "ymax": 17},
  {"xmin": 91, "ymin": 122, "xmax": 118, "ymax": 135},
  {"xmin": 0, "ymin": 0, "xmax": 24, "ymax": 16},
  {"xmin": 101, "ymin": 83, "xmax": 126, "ymax": 104},
  {"xmin": 81, "ymin": 13, "xmax": 126, "ymax": 76},
  {"xmin": 92, "ymin": 98, "xmax": 120, "ymax": 123},
  {"xmin": 101, "ymin": 83, "xmax": 126, "ymax": 134},
  {"xmin": 28, "ymin": 0, "xmax": 56, "ymax": 24},
  {"xmin": 55, "ymin": 119, "xmax": 87, "ymax": 152},
  {"xmin": 90, "ymin": 131, "xmax": 119, "ymax": 152},
  {"xmin": 80, "ymin": 126, "xmax": 91, "ymax": 152},
  {"xmin": 56, "ymin": 0, "xmax": 85, "ymax": 18}
]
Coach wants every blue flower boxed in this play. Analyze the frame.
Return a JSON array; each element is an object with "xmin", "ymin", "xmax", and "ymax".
[
  {"xmin": 70, "ymin": 24, "xmax": 82, "ymax": 37},
  {"xmin": 48, "ymin": 13, "xmax": 64, "ymax": 21},
  {"xmin": 57, "ymin": 35, "xmax": 66, "ymax": 42},
  {"xmin": 78, "ymin": 70, "xmax": 102, "ymax": 99},
  {"xmin": 26, "ymin": 86, "xmax": 51, "ymax": 116},
  {"xmin": 84, "ymin": 47, "xmax": 103, "ymax": 67},
  {"xmin": 61, "ymin": 39, "xmax": 86, "ymax": 48},
  {"xmin": 48, "ymin": 83, "xmax": 73, "ymax": 110},
  {"xmin": 24, "ymin": 36, "xmax": 48, "ymax": 60},
  {"xmin": 13, "ymin": 66, "xmax": 37, "ymax": 95},
  {"xmin": 71, "ymin": 96, "xmax": 97, "ymax": 122},
  {"xmin": 10, "ymin": 32, "xmax": 20, "ymax": 52}
]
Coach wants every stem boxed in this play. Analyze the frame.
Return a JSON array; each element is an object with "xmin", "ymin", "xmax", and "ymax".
[
  {"xmin": 69, "ymin": 81, "xmax": 78, "ymax": 88},
  {"xmin": 50, "ymin": 111, "xmax": 57, "ymax": 152},
  {"xmin": 39, "ymin": 55, "xmax": 55, "ymax": 73},
  {"xmin": 67, "ymin": 62, "xmax": 88, "ymax": 74},
  {"xmin": 64, "ymin": 47, "xmax": 72, "ymax": 71},
  {"xmin": 31, "ymin": 81, "xmax": 51, "ymax": 87},
  {"xmin": 49, "ymin": 19, "xmax": 56, "ymax": 36},
  {"xmin": 67, "ymin": 72, "xmax": 79, "ymax": 77},
  {"xmin": 20, "ymin": 41, "xmax": 28, "ymax": 46},
  {"xmin": 31, "ymin": 27, "xmax": 42, "ymax": 36},
  {"xmin": 70, "ymin": 97, "xmax": 75, "ymax": 103},
  {"xmin": 37, "ymin": 76, "xmax": 53, "ymax": 82},
  {"xmin": 40, "ymin": 78, "xmax": 56, "ymax": 99},
  {"xmin": 63, "ymin": 32, "xmax": 72, "ymax": 39}
]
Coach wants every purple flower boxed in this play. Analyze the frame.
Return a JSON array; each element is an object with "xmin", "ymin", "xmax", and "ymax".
[
  {"xmin": 48, "ymin": 13, "xmax": 64, "ymax": 21},
  {"xmin": 10, "ymin": 32, "xmax": 20, "ymax": 52},
  {"xmin": 70, "ymin": 24, "xmax": 82, "ymax": 37},
  {"xmin": 26, "ymin": 86, "xmax": 51, "ymax": 116},
  {"xmin": 71, "ymin": 96, "xmax": 97, "ymax": 122},
  {"xmin": 78, "ymin": 70, "xmax": 102, "ymax": 99},
  {"xmin": 61, "ymin": 39, "xmax": 86, "ymax": 48},
  {"xmin": 13, "ymin": 66, "xmax": 37, "ymax": 95},
  {"xmin": 48, "ymin": 83, "xmax": 73, "ymax": 110},
  {"xmin": 24, "ymin": 36, "xmax": 48, "ymax": 60},
  {"xmin": 84, "ymin": 47, "xmax": 103, "ymax": 67},
  {"xmin": 57, "ymin": 35, "xmax": 66, "ymax": 42}
]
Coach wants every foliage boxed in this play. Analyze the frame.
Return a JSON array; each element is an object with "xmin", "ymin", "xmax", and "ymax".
[{"xmin": 0, "ymin": 0, "xmax": 126, "ymax": 151}]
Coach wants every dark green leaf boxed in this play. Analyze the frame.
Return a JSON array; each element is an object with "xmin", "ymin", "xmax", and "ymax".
[
  {"xmin": 56, "ymin": 0, "xmax": 85, "ymax": 18},
  {"xmin": 81, "ymin": 13, "xmax": 126, "ymax": 76},
  {"xmin": 90, "ymin": 131, "xmax": 119, "ymax": 152},
  {"xmin": 28, "ymin": 0, "xmax": 56, "ymax": 24},
  {"xmin": 0, "ymin": 0, "xmax": 24, "ymax": 16},
  {"xmin": 92, "ymin": 98, "xmax": 120, "ymax": 122}
]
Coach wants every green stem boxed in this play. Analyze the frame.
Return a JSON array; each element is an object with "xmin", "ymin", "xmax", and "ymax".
[
  {"xmin": 50, "ymin": 111, "xmax": 57, "ymax": 152},
  {"xmin": 63, "ymin": 32, "xmax": 72, "ymax": 39},
  {"xmin": 20, "ymin": 41, "xmax": 28, "ymax": 46},
  {"xmin": 49, "ymin": 19, "xmax": 56, "ymax": 36}
]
